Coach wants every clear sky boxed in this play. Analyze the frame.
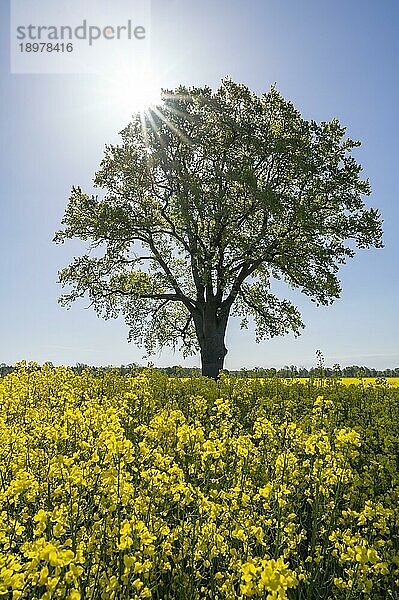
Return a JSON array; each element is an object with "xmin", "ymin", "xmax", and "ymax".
[{"xmin": 1, "ymin": 0, "xmax": 398, "ymax": 370}]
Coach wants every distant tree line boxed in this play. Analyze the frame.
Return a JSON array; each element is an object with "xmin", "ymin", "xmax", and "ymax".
[
  {"xmin": 232, "ymin": 365, "xmax": 399, "ymax": 379},
  {"xmin": 1, "ymin": 362, "xmax": 399, "ymax": 379}
]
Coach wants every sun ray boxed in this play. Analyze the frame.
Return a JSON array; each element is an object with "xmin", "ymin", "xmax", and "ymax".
[
  {"xmin": 151, "ymin": 106, "xmax": 194, "ymax": 147},
  {"xmin": 139, "ymin": 111, "xmax": 150, "ymax": 152},
  {"xmin": 160, "ymin": 103, "xmax": 198, "ymax": 123},
  {"xmin": 144, "ymin": 108, "xmax": 167, "ymax": 148}
]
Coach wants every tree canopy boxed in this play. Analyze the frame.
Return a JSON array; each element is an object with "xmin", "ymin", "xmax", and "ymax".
[{"xmin": 54, "ymin": 78, "xmax": 383, "ymax": 378}]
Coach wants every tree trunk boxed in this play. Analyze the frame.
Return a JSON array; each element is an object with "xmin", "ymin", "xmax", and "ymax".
[
  {"xmin": 200, "ymin": 333, "xmax": 227, "ymax": 379},
  {"xmin": 195, "ymin": 308, "xmax": 228, "ymax": 379}
]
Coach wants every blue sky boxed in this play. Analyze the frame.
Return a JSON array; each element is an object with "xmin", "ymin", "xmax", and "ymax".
[{"xmin": 1, "ymin": 0, "xmax": 398, "ymax": 369}]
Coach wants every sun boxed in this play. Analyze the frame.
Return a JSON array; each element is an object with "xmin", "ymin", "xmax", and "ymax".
[
  {"xmin": 86, "ymin": 67, "xmax": 188, "ymax": 147},
  {"xmin": 107, "ymin": 71, "xmax": 163, "ymax": 119}
]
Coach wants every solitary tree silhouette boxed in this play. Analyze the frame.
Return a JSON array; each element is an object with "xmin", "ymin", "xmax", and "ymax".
[{"xmin": 54, "ymin": 79, "xmax": 383, "ymax": 378}]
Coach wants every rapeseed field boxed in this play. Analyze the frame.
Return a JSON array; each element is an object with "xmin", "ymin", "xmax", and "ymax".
[{"xmin": 0, "ymin": 364, "xmax": 398, "ymax": 599}]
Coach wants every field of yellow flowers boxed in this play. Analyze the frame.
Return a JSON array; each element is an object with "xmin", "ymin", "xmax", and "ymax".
[{"xmin": 0, "ymin": 364, "xmax": 398, "ymax": 599}]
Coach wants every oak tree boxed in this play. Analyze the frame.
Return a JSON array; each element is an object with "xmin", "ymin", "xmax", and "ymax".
[{"xmin": 54, "ymin": 79, "xmax": 383, "ymax": 378}]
